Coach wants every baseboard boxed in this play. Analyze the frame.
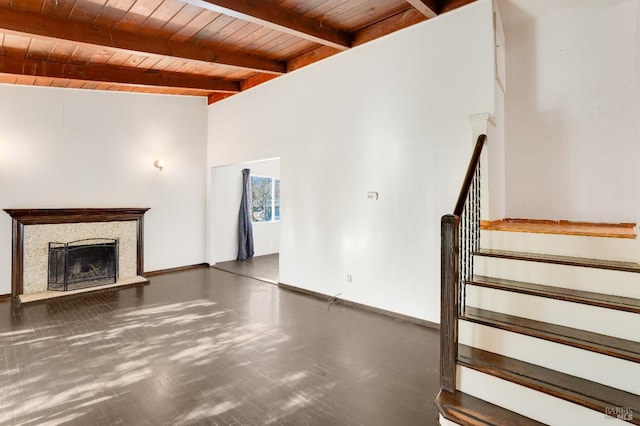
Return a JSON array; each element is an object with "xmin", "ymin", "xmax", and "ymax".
[
  {"xmin": 144, "ymin": 263, "xmax": 210, "ymax": 277},
  {"xmin": 0, "ymin": 293, "xmax": 11, "ymax": 302},
  {"xmin": 210, "ymin": 266, "xmax": 278, "ymax": 284},
  {"xmin": 278, "ymin": 282, "xmax": 439, "ymax": 330}
]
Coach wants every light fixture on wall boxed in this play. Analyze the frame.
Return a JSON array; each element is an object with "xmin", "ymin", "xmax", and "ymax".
[{"xmin": 154, "ymin": 159, "xmax": 165, "ymax": 171}]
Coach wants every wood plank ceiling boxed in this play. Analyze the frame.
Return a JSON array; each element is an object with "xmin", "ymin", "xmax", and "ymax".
[{"xmin": 0, "ymin": 0, "xmax": 476, "ymax": 104}]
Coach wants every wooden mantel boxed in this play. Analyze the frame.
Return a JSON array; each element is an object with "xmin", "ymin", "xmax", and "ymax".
[{"xmin": 4, "ymin": 208, "xmax": 149, "ymax": 298}]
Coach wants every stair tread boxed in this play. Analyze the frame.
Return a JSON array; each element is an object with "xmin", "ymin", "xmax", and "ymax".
[
  {"xmin": 458, "ymin": 344, "xmax": 640, "ymax": 424},
  {"xmin": 435, "ymin": 389, "xmax": 546, "ymax": 426},
  {"xmin": 461, "ymin": 307, "xmax": 640, "ymax": 363},
  {"xmin": 480, "ymin": 219, "xmax": 636, "ymax": 239},
  {"xmin": 470, "ymin": 275, "xmax": 640, "ymax": 314},
  {"xmin": 475, "ymin": 248, "xmax": 640, "ymax": 273}
]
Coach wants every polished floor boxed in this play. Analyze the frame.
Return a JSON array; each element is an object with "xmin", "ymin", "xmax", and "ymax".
[
  {"xmin": 214, "ymin": 254, "xmax": 279, "ymax": 284},
  {"xmin": 0, "ymin": 267, "xmax": 440, "ymax": 425}
]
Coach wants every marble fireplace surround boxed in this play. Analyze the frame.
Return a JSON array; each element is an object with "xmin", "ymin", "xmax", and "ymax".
[{"xmin": 4, "ymin": 208, "xmax": 149, "ymax": 300}]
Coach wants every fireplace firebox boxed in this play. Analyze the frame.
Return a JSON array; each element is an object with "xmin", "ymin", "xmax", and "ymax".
[{"xmin": 48, "ymin": 238, "xmax": 119, "ymax": 291}]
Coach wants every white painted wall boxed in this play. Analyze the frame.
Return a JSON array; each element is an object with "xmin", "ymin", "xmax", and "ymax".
[
  {"xmin": 210, "ymin": 158, "xmax": 280, "ymax": 264},
  {"xmin": 0, "ymin": 85, "xmax": 208, "ymax": 295},
  {"xmin": 504, "ymin": 0, "xmax": 639, "ymax": 223},
  {"xmin": 207, "ymin": 0, "xmax": 495, "ymax": 323}
]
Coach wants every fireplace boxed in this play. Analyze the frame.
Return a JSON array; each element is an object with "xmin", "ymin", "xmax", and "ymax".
[
  {"xmin": 48, "ymin": 238, "xmax": 119, "ymax": 291},
  {"xmin": 4, "ymin": 208, "xmax": 150, "ymax": 300}
]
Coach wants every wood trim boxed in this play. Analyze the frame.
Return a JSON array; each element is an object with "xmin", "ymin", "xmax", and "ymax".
[
  {"xmin": 0, "ymin": 294, "xmax": 11, "ymax": 302},
  {"xmin": 0, "ymin": 5, "xmax": 285, "ymax": 74},
  {"xmin": 145, "ymin": 263, "xmax": 210, "ymax": 277},
  {"xmin": 435, "ymin": 389, "xmax": 545, "ymax": 426},
  {"xmin": 454, "ymin": 134, "xmax": 486, "ymax": 216},
  {"xmin": 4, "ymin": 208, "xmax": 150, "ymax": 224},
  {"xmin": 461, "ymin": 307, "xmax": 640, "ymax": 364},
  {"xmin": 475, "ymin": 249, "xmax": 640, "ymax": 273},
  {"xmin": 458, "ymin": 344, "xmax": 640, "ymax": 424},
  {"xmin": 184, "ymin": 0, "xmax": 351, "ymax": 50},
  {"xmin": 286, "ymin": 46, "xmax": 341, "ymax": 72},
  {"xmin": 210, "ymin": 265, "xmax": 277, "ymax": 284},
  {"xmin": 405, "ymin": 0, "xmax": 439, "ymax": 18},
  {"xmin": 440, "ymin": 214, "xmax": 459, "ymax": 392},
  {"xmin": 470, "ymin": 275, "xmax": 640, "ymax": 314},
  {"xmin": 10, "ymin": 217, "xmax": 23, "ymax": 298},
  {"xmin": 482, "ymin": 219, "xmax": 637, "ymax": 239},
  {"xmin": 3, "ymin": 208, "xmax": 149, "ymax": 298},
  {"xmin": 278, "ymin": 282, "xmax": 439, "ymax": 330},
  {"xmin": 0, "ymin": 56, "xmax": 241, "ymax": 93},
  {"xmin": 136, "ymin": 214, "xmax": 145, "ymax": 277},
  {"xmin": 351, "ymin": 7, "xmax": 427, "ymax": 47},
  {"xmin": 502, "ymin": 218, "xmax": 637, "ymax": 228}
]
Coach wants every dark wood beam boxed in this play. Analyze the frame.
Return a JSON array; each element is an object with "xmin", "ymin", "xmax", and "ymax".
[
  {"xmin": 352, "ymin": 8, "xmax": 427, "ymax": 47},
  {"xmin": 208, "ymin": 93, "xmax": 235, "ymax": 104},
  {"xmin": 440, "ymin": 0, "xmax": 477, "ymax": 13},
  {"xmin": 406, "ymin": 0, "xmax": 440, "ymax": 18},
  {"xmin": 240, "ymin": 73, "xmax": 280, "ymax": 91},
  {"xmin": 287, "ymin": 7, "xmax": 428, "ymax": 72},
  {"xmin": 0, "ymin": 56, "xmax": 241, "ymax": 92},
  {"xmin": 184, "ymin": 0, "xmax": 351, "ymax": 50},
  {"xmin": 0, "ymin": 5, "xmax": 285, "ymax": 74},
  {"xmin": 286, "ymin": 46, "xmax": 340, "ymax": 72}
]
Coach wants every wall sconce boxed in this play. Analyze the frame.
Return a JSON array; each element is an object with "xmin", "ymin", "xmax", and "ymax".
[{"xmin": 154, "ymin": 159, "xmax": 165, "ymax": 171}]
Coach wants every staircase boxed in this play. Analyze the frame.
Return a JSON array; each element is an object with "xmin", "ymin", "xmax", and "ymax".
[
  {"xmin": 438, "ymin": 222, "xmax": 640, "ymax": 425},
  {"xmin": 435, "ymin": 135, "xmax": 640, "ymax": 425}
]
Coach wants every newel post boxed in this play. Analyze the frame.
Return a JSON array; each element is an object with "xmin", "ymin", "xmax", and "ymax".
[{"xmin": 440, "ymin": 214, "xmax": 460, "ymax": 392}]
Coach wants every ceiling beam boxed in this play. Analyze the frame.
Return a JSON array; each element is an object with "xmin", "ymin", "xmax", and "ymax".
[
  {"xmin": 287, "ymin": 46, "xmax": 340, "ymax": 73},
  {"xmin": 184, "ymin": 0, "xmax": 351, "ymax": 50},
  {"xmin": 405, "ymin": 0, "xmax": 440, "ymax": 18},
  {"xmin": 440, "ymin": 0, "xmax": 477, "ymax": 14},
  {"xmin": 353, "ymin": 8, "xmax": 427, "ymax": 47},
  {"xmin": 0, "ymin": 5, "xmax": 285, "ymax": 74},
  {"xmin": 0, "ymin": 56, "xmax": 241, "ymax": 92},
  {"xmin": 287, "ymin": 7, "xmax": 428, "ymax": 72}
]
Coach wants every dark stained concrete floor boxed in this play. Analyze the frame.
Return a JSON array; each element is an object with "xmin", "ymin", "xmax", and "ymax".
[
  {"xmin": 0, "ymin": 267, "xmax": 440, "ymax": 425},
  {"xmin": 214, "ymin": 254, "xmax": 279, "ymax": 284}
]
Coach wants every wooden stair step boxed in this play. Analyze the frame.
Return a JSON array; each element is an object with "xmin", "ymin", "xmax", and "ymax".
[
  {"xmin": 475, "ymin": 249, "xmax": 640, "ymax": 273},
  {"xmin": 461, "ymin": 307, "xmax": 640, "ymax": 364},
  {"xmin": 480, "ymin": 219, "xmax": 636, "ymax": 239},
  {"xmin": 469, "ymin": 275, "xmax": 640, "ymax": 315},
  {"xmin": 435, "ymin": 389, "xmax": 545, "ymax": 426},
  {"xmin": 458, "ymin": 344, "xmax": 640, "ymax": 424}
]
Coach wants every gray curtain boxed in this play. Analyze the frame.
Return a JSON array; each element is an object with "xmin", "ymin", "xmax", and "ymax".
[{"xmin": 237, "ymin": 168, "xmax": 255, "ymax": 261}]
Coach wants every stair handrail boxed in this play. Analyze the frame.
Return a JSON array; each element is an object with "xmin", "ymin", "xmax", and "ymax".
[{"xmin": 440, "ymin": 133, "xmax": 486, "ymax": 393}]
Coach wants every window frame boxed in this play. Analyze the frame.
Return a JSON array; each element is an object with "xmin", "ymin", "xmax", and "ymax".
[{"xmin": 250, "ymin": 174, "xmax": 280, "ymax": 224}]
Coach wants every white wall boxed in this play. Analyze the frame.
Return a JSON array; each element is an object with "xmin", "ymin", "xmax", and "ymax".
[
  {"xmin": 0, "ymin": 85, "xmax": 208, "ymax": 295},
  {"xmin": 207, "ymin": 0, "xmax": 495, "ymax": 323},
  {"xmin": 210, "ymin": 158, "xmax": 280, "ymax": 264},
  {"xmin": 504, "ymin": 0, "xmax": 639, "ymax": 223}
]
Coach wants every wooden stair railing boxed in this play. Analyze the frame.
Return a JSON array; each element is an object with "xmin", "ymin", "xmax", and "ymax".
[{"xmin": 440, "ymin": 134, "xmax": 486, "ymax": 393}]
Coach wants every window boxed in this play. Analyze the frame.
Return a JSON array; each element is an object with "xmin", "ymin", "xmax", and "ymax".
[{"xmin": 251, "ymin": 175, "xmax": 280, "ymax": 223}]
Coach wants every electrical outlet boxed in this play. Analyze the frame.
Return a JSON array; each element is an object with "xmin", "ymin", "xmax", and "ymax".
[{"xmin": 346, "ymin": 274, "xmax": 352, "ymax": 283}]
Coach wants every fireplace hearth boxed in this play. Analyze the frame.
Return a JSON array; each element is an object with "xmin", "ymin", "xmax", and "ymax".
[
  {"xmin": 4, "ymin": 208, "xmax": 150, "ymax": 300},
  {"xmin": 48, "ymin": 238, "xmax": 119, "ymax": 291}
]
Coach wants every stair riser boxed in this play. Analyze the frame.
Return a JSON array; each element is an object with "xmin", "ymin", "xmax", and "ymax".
[
  {"xmin": 480, "ymin": 230, "xmax": 640, "ymax": 262},
  {"xmin": 457, "ymin": 366, "xmax": 619, "ymax": 425},
  {"xmin": 466, "ymin": 286, "xmax": 640, "ymax": 342},
  {"xmin": 459, "ymin": 321, "xmax": 640, "ymax": 395},
  {"xmin": 474, "ymin": 256, "xmax": 640, "ymax": 299}
]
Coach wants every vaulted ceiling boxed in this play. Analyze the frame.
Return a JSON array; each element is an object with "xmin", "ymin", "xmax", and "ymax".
[{"xmin": 0, "ymin": 0, "xmax": 476, "ymax": 103}]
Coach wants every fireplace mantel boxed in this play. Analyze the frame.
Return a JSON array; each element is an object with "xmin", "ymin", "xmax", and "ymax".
[{"xmin": 4, "ymin": 208, "xmax": 149, "ymax": 298}]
